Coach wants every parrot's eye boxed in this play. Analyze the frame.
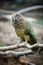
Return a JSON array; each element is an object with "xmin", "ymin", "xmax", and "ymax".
[{"xmin": 15, "ymin": 14, "xmax": 21, "ymax": 21}]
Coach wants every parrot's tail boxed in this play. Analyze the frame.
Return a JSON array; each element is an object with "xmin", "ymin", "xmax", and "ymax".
[{"xmin": 29, "ymin": 35, "xmax": 37, "ymax": 45}]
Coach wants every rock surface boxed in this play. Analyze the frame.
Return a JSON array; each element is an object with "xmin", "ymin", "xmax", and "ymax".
[{"xmin": 0, "ymin": 21, "xmax": 20, "ymax": 46}]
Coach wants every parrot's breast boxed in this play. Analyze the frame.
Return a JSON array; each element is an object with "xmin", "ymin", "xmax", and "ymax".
[{"xmin": 13, "ymin": 21, "xmax": 26, "ymax": 40}]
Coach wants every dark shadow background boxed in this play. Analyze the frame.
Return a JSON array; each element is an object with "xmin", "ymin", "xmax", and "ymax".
[{"xmin": 0, "ymin": 0, "xmax": 43, "ymax": 11}]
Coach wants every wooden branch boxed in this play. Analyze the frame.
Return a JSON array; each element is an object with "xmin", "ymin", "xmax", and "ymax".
[
  {"xmin": 0, "ymin": 50, "xmax": 33, "ymax": 58},
  {"xmin": 0, "ymin": 5, "xmax": 43, "ymax": 22},
  {"xmin": 26, "ymin": 43, "xmax": 43, "ymax": 49},
  {"xmin": 1, "ymin": 42, "xmax": 42, "ymax": 58},
  {"xmin": 38, "ymin": 44, "xmax": 43, "ymax": 48},
  {"xmin": 0, "ymin": 42, "xmax": 43, "ymax": 51},
  {"xmin": 0, "ymin": 9, "xmax": 15, "ymax": 14},
  {"xmin": 0, "ymin": 42, "xmax": 25, "ymax": 51}
]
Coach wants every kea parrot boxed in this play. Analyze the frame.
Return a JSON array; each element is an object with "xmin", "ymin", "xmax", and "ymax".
[{"xmin": 12, "ymin": 14, "xmax": 37, "ymax": 45}]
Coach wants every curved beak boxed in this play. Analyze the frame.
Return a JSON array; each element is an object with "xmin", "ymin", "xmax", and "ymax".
[{"xmin": 12, "ymin": 16, "xmax": 17, "ymax": 23}]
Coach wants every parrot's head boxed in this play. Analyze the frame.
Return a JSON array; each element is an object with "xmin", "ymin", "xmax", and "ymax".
[{"xmin": 12, "ymin": 14, "xmax": 23, "ymax": 24}]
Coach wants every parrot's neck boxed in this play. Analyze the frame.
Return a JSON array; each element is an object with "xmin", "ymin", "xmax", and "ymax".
[{"xmin": 13, "ymin": 20, "xmax": 25, "ymax": 29}]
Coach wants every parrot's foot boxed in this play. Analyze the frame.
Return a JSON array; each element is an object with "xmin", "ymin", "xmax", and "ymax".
[
  {"xmin": 16, "ymin": 41, "xmax": 21, "ymax": 47},
  {"xmin": 24, "ymin": 41, "xmax": 31, "ymax": 49},
  {"xmin": 24, "ymin": 41, "xmax": 27, "ymax": 45},
  {"xmin": 24, "ymin": 41, "xmax": 29, "ymax": 47}
]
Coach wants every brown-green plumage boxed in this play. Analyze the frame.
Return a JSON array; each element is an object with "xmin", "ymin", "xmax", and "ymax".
[{"xmin": 13, "ymin": 14, "xmax": 37, "ymax": 45}]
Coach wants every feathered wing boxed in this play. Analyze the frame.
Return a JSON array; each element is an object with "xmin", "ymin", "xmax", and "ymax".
[{"xmin": 24, "ymin": 21, "xmax": 37, "ymax": 45}]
